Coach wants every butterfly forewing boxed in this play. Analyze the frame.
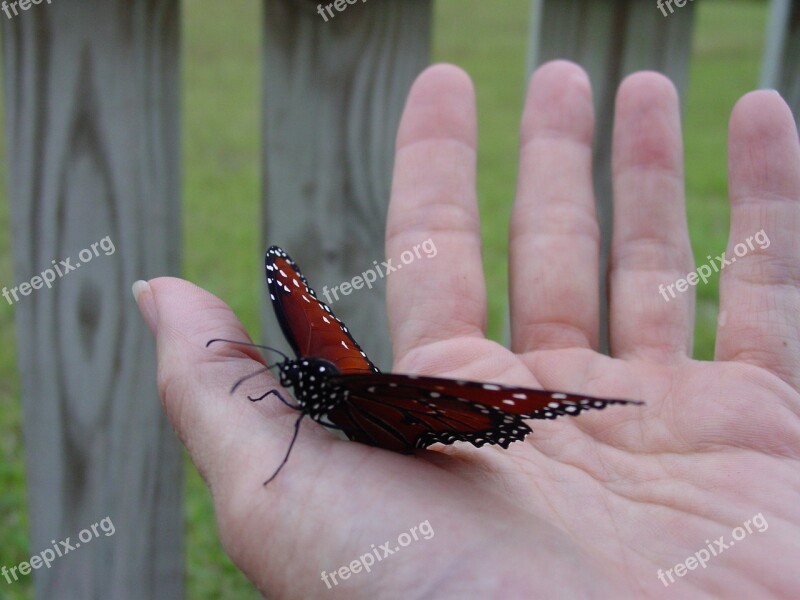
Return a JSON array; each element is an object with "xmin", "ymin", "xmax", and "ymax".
[{"xmin": 265, "ymin": 246, "xmax": 378, "ymax": 374}]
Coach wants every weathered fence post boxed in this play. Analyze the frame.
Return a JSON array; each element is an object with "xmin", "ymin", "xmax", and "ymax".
[
  {"xmin": 2, "ymin": 1, "xmax": 184, "ymax": 597},
  {"xmin": 261, "ymin": 0, "xmax": 432, "ymax": 369},
  {"xmin": 761, "ymin": 0, "xmax": 800, "ymax": 127}
]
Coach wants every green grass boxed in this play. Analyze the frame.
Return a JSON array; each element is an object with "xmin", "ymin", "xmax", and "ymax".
[
  {"xmin": 0, "ymin": 0, "xmax": 772, "ymax": 597},
  {"xmin": 182, "ymin": 3, "xmax": 264, "ymax": 597}
]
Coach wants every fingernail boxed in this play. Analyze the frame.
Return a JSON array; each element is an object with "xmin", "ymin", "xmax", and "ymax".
[{"xmin": 132, "ymin": 280, "xmax": 158, "ymax": 334}]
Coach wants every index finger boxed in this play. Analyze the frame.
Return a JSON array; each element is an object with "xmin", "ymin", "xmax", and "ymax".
[{"xmin": 386, "ymin": 64, "xmax": 486, "ymax": 361}]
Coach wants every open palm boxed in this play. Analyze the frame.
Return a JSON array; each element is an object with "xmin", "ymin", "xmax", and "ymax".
[{"xmin": 135, "ymin": 61, "xmax": 800, "ymax": 598}]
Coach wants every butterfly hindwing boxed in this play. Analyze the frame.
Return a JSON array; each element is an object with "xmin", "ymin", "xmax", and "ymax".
[{"xmin": 327, "ymin": 372, "xmax": 640, "ymax": 452}]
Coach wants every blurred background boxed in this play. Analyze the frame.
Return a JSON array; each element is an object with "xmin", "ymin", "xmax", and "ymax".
[{"xmin": 0, "ymin": 0, "xmax": 778, "ymax": 597}]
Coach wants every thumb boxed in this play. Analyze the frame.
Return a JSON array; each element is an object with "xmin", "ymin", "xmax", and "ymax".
[
  {"xmin": 131, "ymin": 276, "xmax": 283, "ymax": 492},
  {"xmin": 131, "ymin": 277, "xmax": 398, "ymax": 597}
]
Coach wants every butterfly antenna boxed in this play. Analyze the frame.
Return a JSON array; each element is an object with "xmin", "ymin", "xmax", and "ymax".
[
  {"xmin": 206, "ymin": 338, "xmax": 291, "ymax": 362},
  {"xmin": 263, "ymin": 414, "xmax": 304, "ymax": 486},
  {"xmin": 207, "ymin": 338, "xmax": 290, "ymax": 394},
  {"xmin": 229, "ymin": 366, "xmax": 282, "ymax": 395}
]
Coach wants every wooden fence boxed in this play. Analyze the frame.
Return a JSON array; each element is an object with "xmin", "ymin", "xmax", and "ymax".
[{"xmin": 1, "ymin": 0, "xmax": 796, "ymax": 596}]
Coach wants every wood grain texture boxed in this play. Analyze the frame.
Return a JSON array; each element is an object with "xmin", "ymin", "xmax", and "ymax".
[
  {"xmin": 527, "ymin": 0, "xmax": 696, "ymax": 352},
  {"xmin": 261, "ymin": 0, "xmax": 432, "ymax": 370},
  {"xmin": 761, "ymin": 0, "xmax": 800, "ymax": 126},
  {"xmin": 2, "ymin": 1, "xmax": 183, "ymax": 597}
]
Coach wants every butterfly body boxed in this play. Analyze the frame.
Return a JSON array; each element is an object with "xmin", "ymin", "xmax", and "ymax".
[{"xmin": 260, "ymin": 245, "xmax": 643, "ymax": 459}]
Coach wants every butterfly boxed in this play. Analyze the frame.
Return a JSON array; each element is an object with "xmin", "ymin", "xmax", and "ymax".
[{"xmin": 210, "ymin": 245, "xmax": 643, "ymax": 484}]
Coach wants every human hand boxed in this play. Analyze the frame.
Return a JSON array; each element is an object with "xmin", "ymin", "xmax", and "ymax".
[{"xmin": 135, "ymin": 61, "xmax": 800, "ymax": 598}]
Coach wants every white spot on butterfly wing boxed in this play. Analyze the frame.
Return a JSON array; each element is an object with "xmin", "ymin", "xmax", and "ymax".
[
  {"xmin": 551, "ymin": 393, "xmax": 567, "ymax": 400},
  {"xmin": 502, "ymin": 399, "xmax": 515, "ymax": 405},
  {"xmin": 482, "ymin": 384, "xmax": 501, "ymax": 391}
]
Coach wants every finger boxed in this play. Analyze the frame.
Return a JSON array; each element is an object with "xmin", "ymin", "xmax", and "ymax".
[
  {"xmin": 510, "ymin": 60, "xmax": 599, "ymax": 353},
  {"xmin": 716, "ymin": 90, "xmax": 800, "ymax": 388},
  {"xmin": 386, "ymin": 64, "xmax": 485, "ymax": 361},
  {"xmin": 609, "ymin": 72, "xmax": 695, "ymax": 361}
]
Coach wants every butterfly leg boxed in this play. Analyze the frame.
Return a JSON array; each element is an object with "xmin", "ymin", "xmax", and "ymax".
[
  {"xmin": 263, "ymin": 413, "xmax": 305, "ymax": 486},
  {"xmin": 248, "ymin": 389, "xmax": 301, "ymax": 410}
]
